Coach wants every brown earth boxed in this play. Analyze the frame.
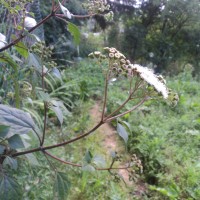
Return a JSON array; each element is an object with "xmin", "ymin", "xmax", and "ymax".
[{"xmin": 89, "ymin": 102, "xmax": 132, "ymax": 186}]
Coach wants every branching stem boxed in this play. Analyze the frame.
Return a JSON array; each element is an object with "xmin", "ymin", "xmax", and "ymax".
[{"xmin": 44, "ymin": 151, "xmax": 132, "ymax": 171}]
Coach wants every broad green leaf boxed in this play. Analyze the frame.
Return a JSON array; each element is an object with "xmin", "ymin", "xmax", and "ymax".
[
  {"xmin": 0, "ymin": 104, "xmax": 37, "ymax": 137},
  {"xmin": 67, "ymin": 22, "xmax": 80, "ymax": 45},
  {"xmin": 37, "ymin": 91, "xmax": 51, "ymax": 102},
  {"xmin": 54, "ymin": 172, "xmax": 71, "ymax": 200},
  {"xmin": 0, "ymin": 145, "xmax": 5, "ymax": 154},
  {"xmin": 82, "ymin": 165, "xmax": 96, "ymax": 172},
  {"xmin": 93, "ymin": 155, "xmax": 106, "ymax": 167},
  {"xmin": 84, "ymin": 150, "xmax": 93, "ymax": 164},
  {"xmin": 117, "ymin": 122, "xmax": 129, "ymax": 145},
  {"xmin": 0, "ymin": 173, "xmax": 22, "ymax": 200},
  {"xmin": 50, "ymin": 103, "xmax": 63, "ymax": 125},
  {"xmin": 50, "ymin": 100, "xmax": 70, "ymax": 125},
  {"xmin": 51, "ymin": 68, "xmax": 62, "ymax": 81},
  {"xmin": 8, "ymin": 134, "xmax": 25, "ymax": 149},
  {"xmin": 28, "ymin": 52, "xmax": 42, "ymax": 72},
  {"xmin": 0, "ymin": 52, "xmax": 19, "ymax": 70},
  {"xmin": 14, "ymin": 42, "xmax": 28, "ymax": 58},
  {"xmin": 0, "ymin": 125, "xmax": 10, "ymax": 138},
  {"xmin": 11, "ymin": 55, "xmax": 22, "ymax": 63},
  {"xmin": 119, "ymin": 120, "xmax": 131, "ymax": 132},
  {"xmin": 25, "ymin": 153, "xmax": 39, "ymax": 166},
  {"xmin": 3, "ymin": 157, "xmax": 18, "ymax": 170}
]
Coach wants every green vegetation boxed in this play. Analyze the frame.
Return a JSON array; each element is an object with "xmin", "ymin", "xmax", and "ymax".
[{"xmin": 0, "ymin": 0, "xmax": 200, "ymax": 199}]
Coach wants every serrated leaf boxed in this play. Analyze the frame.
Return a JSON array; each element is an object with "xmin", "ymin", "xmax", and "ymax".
[
  {"xmin": 117, "ymin": 122, "xmax": 129, "ymax": 145},
  {"xmin": 67, "ymin": 22, "xmax": 80, "ymax": 45},
  {"xmin": 54, "ymin": 172, "xmax": 70, "ymax": 200},
  {"xmin": 3, "ymin": 157, "xmax": 18, "ymax": 170},
  {"xmin": 8, "ymin": 134, "xmax": 25, "ymax": 149},
  {"xmin": 25, "ymin": 153, "xmax": 39, "ymax": 166},
  {"xmin": 0, "ymin": 173, "xmax": 22, "ymax": 200},
  {"xmin": 93, "ymin": 155, "xmax": 106, "ymax": 167},
  {"xmin": 14, "ymin": 42, "xmax": 28, "ymax": 58},
  {"xmin": 82, "ymin": 165, "xmax": 96, "ymax": 172},
  {"xmin": 0, "ymin": 125, "xmax": 10, "ymax": 138},
  {"xmin": 0, "ymin": 104, "xmax": 37, "ymax": 137}
]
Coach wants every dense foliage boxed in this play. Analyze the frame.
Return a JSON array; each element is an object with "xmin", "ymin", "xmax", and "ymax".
[{"xmin": 0, "ymin": 0, "xmax": 199, "ymax": 199}]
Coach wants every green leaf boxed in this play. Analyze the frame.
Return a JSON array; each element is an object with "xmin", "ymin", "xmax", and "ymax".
[
  {"xmin": 51, "ymin": 68, "xmax": 62, "ymax": 81},
  {"xmin": 0, "ymin": 173, "xmax": 22, "ymax": 200},
  {"xmin": 50, "ymin": 100, "xmax": 69, "ymax": 125},
  {"xmin": 8, "ymin": 134, "xmax": 25, "ymax": 149},
  {"xmin": 0, "ymin": 145, "xmax": 5, "ymax": 154},
  {"xmin": 25, "ymin": 153, "xmax": 39, "ymax": 166},
  {"xmin": 54, "ymin": 172, "xmax": 71, "ymax": 200},
  {"xmin": 93, "ymin": 155, "xmax": 106, "ymax": 167},
  {"xmin": 84, "ymin": 150, "xmax": 93, "ymax": 164},
  {"xmin": 67, "ymin": 22, "xmax": 80, "ymax": 45},
  {"xmin": 82, "ymin": 165, "xmax": 96, "ymax": 172},
  {"xmin": 117, "ymin": 122, "xmax": 129, "ymax": 145},
  {"xmin": 0, "ymin": 52, "xmax": 19, "ymax": 70},
  {"xmin": 0, "ymin": 125, "xmax": 10, "ymax": 138},
  {"xmin": 0, "ymin": 104, "xmax": 37, "ymax": 137},
  {"xmin": 3, "ymin": 157, "xmax": 18, "ymax": 170},
  {"xmin": 28, "ymin": 52, "xmax": 42, "ymax": 72},
  {"xmin": 50, "ymin": 103, "xmax": 64, "ymax": 125},
  {"xmin": 14, "ymin": 42, "xmax": 28, "ymax": 58},
  {"xmin": 37, "ymin": 91, "xmax": 51, "ymax": 102}
]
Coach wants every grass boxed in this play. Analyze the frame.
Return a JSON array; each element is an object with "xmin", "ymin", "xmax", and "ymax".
[{"xmin": 20, "ymin": 60, "xmax": 200, "ymax": 199}]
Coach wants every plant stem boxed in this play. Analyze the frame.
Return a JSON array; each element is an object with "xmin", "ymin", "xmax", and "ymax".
[
  {"xmin": 105, "ymin": 97, "xmax": 148, "ymax": 122},
  {"xmin": 101, "ymin": 70, "xmax": 110, "ymax": 121},
  {"xmin": 41, "ymin": 102, "xmax": 48, "ymax": 146},
  {"xmin": 12, "ymin": 121, "xmax": 104, "ymax": 157},
  {"xmin": 0, "ymin": 13, "xmax": 54, "ymax": 52},
  {"xmin": 13, "ymin": 67, "xmax": 20, "ymax": 108},
  {"xmin": 45, "ymin": 151, "xmax": 132, "ymax": 171}
]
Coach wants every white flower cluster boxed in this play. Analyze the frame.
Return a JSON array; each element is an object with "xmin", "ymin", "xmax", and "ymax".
[
  {"xmin": 89, "ymin": 47, "xmax": 169, "ymax": 99},
  {"xmin": 24, "ymin": 17, "xmax": 37, "ymax": 28},
  {"xmin": 130, "ymin": 64, "xmax": 168, "ymax": 99},
  {"xmin": 0, "ymin": 33, "xmax": 7, "ymax": 49}
]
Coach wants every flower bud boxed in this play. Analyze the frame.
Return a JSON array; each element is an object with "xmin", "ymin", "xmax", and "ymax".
[{"xmin": 24, "ymin": 17, "xmax": 37, "ymax": 28}]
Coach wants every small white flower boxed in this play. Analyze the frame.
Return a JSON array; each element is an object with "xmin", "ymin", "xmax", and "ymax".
[
  {"xmin": 0, "ymin": 33, "xmax": 7, "ymax": 49},
  {"xmin": 24, "ymin": 17, "xmax": 37, "ymax": 28},
  {"xmin": 131, "ymin": 64, "xmax": 168, "ymax": 99},
  {"xmin": 149, "ymin": 52, "xmax": 154, "ymax": 58},
  {"xmin": 59, "ymin": 1, "xmax": 72, "ymax": 19}
]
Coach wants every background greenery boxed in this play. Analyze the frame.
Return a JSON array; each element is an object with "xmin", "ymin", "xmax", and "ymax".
[{"xmin": 1, "ymin": 0, "xmax": 200, "ymax": 199}]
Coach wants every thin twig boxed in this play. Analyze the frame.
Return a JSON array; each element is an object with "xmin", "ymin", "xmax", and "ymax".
[
  {"xmin": 0, "ymin": 13, "xmax": 54, "ymax": 52},
  {"xmin": 12, "ymin": 121, "xmax": 104, "ymax": 157},
  {"xmin": 44, "ymin": 151, "xmax": 133, "ymax": 171},
  {"xmin": 41, "ymin": 102, "xmax": 48, "ymax": 146},
  {"xmin": 101, "ymin": 70, "xmax": 110, "ymax": 121},
  {"xmin": 105, "ymin": 97, "xmax": 148, "ymax": 122}
]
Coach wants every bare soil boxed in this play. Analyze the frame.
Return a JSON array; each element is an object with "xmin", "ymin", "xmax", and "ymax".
[{"xmin": 89, "ymin": 102, "xmax": 132, "ymax": 186}]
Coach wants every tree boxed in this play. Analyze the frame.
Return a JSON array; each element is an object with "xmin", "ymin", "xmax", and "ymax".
[
  {"xmin": 0, "ymin": 0, "xmax": 177, "ymax": 199},
  {"xmin": 107, "ymin": 0, "xmax": 200, "ymax": 72}
]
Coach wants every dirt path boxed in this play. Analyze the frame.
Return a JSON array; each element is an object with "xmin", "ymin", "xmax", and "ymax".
[{"xmin": 89, "ymin": 102, "xmax": 132, "ymax": 185}]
